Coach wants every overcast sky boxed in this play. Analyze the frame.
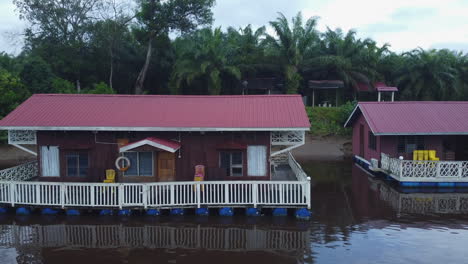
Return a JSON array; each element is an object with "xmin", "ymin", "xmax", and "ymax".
[{"xmin": 1, "ymin": 0, "xmax": 468, "ymax": 55}]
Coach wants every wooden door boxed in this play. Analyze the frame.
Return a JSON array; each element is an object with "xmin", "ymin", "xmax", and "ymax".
[
  {"xmin": 359, "ymin": 124, "xmax": 365, "ymax": 157},
  {"xmin": 158, "ymin": 152, "xmax": 175, "ymax": 181}
]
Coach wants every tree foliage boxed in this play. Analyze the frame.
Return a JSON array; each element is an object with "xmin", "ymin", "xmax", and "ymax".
[{"xmin": 0, "ymin": 4, "xmax": 467, "ymax": 117}]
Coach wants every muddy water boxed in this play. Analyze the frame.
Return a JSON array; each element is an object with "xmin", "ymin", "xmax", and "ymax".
[{"xmin": 2, "ymin": 160, "xmax": 468, "ymax": 263}]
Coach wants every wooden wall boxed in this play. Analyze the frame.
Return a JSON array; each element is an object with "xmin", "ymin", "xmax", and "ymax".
[{"xmin": 36, "ymin": 131, "xmax": 271, "ymax": 182}]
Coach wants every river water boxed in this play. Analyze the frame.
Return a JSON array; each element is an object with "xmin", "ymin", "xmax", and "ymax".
[{"xmin": 2, "ymin": 160, "xmax": 468, "ymax": 263}]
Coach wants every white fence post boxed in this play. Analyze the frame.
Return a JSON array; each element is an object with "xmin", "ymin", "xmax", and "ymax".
[
  {"xmin": 459, "ymin": 162, "xmax": 463, "ymax": 178},
  {"xmin": 170, "ymin": 185, "xmax": 175, "ymax": 206},
  {"xmin": 253, "ymin": 183, "xmax": 258, "ymax": 208},
  {"xmin": 9, "ymin": 182, "xmax": 15, "ymax": 207},
  {"xmin": 224, "ymin": 184, "xmax": 229, "ymax": 204},
  {"xmin": 118, "ymin": 184, "xmax": 124, "ymax": 209},
  {"xmin": 90, "ymin": 186, "xmax": 95, "ymax": 207},
  {"xmin": 35, "ymin": 184, "xmax": 40, "ymax": 205},
  {"xmin": 60, "ymin": 184, "xmax": 65, "ymax": 209},
  {"xmin": 196, "ymin": 183, "xmax": 201, "ymax": 208},
  {"xmin": 305, "ymin": 178, "xmax": 311, "ymax": 209},
  {"xmin": 143, "ymin": 184, "xmax": 148, "ymax": 209}
]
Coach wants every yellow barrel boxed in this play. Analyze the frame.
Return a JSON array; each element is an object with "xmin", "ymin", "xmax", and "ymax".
[
  {"xmin": 106, "ymin": 169, "xmax": 116, "ymax": 180},
  {"xmin": 423, "ymin": 150, "xmax": 429, "ymax": 161}
]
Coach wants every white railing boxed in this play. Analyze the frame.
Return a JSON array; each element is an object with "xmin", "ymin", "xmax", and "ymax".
[
  {"xmin": 378, "ymin": 182, "xmax": 468, "ymax": 214},
  {"xmin": 0, "ymin": 180, "xmax": 311, "ymax": 209},
  {"xmin": 288, "ymin": 152, "xmax": 309, "ymax": 182},
  {"xmin": 0, "ymin": 161, "xmax": 38, "ymax": 181},
  {"xmin": 0, "ymin": 224, "xmax": 310, "ymax": 251},
  {"xmin": 380, "ymin": 153, "xmax": 468, "ymax": 182}
]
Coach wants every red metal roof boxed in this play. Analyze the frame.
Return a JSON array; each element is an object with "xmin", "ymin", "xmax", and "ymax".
[
  {"xmin": 345, "ymin": 101, "xmax": 468, "ymax": 135},
  {"xmin": 0, "ymin": 94, "xmax": 310, "ymax": 131},
  {"xmin": 120, "ymin": 137, "xmax": 181, "ymax": 153}
]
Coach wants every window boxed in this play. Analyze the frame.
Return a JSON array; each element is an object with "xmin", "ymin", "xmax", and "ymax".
[
  {"xmin": 220, "ymin": 151, "xmax": 243, "ymax": 176},
  {"xmin": 65, "ymin": 152, "xmax": 89, "ymax": 177},
  {"xmin": 397, "ymin": 136, "xmax": 425, "ymax": 153},
  {"xmin": 368, "ymin": 132, "xmax": 377, "ymax": 150},
  {"xmin": 41, "ymin": 146, "xmax": 60, "ymax": 177},
  {"xmin": 123, "ymin": 152, "xmax": 153, "ymax": 176},
  {"xmin": 247, "ymin": 146, "xmax": 267, "ymax": 176}
]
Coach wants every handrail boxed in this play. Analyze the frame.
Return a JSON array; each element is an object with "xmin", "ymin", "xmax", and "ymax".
[
  {"xmin": 0, "ymin": 161, "xmax": 38, "ymax": 181},
  {"xmin": 380, "ymin": 153, "xmax": 468, "ymax": 181},
  {"xmin": 0, "ymin": 180, "xmax": 311, "ymax": 209},
  {"xmin": 288, "ymin": 152, "xmax": 309, "ymax": 182}
]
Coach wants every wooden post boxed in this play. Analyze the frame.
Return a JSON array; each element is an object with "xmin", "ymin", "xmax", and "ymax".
[
  {"xmin": 170, "ymin": 185, "xmax": 175, "ymax": 206},
  {"xmin": 459, "ymin": 162, "xmax": 463, "ymax": 178},
  {"xmin": 306, "ymin": 178, "xmax": 311, "ymax": 209},
  {"xmin": 91, "ymin": 185, "xmax": 95, "ymax": 207},
  {"xmin": 378, "ymin": 91, "xmax": 381, "ymax": 102},
  {"xmin": 391, "ymin": 91, "xmax": 395, "ymax": 102}
]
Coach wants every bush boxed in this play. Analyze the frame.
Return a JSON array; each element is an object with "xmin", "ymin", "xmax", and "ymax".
[{"xmin": 306, "ymin": 101, "xmax": 356, "ymax": 136}]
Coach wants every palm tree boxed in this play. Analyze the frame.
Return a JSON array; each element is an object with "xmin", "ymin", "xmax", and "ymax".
[
  {"xmin": 304, "ymin": 28, "xmax": 385, "ymax": 96},
  {"xmin": 225, "ymin": 24, "xmax": 268, "ymax": 78},
  {"xmin": 396, "ymin": 49, "xmax": 460, "ymax": 100},
  {"xmin": 265, "ymin": 12, "xmax": 320, "ymax": 94},
  {"xmin": 170, "ymin": 28, "xmax": 241, "ymax": 95}
]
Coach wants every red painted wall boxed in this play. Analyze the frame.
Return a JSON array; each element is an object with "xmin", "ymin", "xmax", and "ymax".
[
  {"xmin": 37, "ymin": 131, "xmax": 271, "ymax": 182},
  {"xmin": 352, "ymin": 114, "xmax": 449, "ymax": 161}
]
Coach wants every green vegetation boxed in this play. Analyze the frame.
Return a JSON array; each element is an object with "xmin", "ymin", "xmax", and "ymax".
[
  {"xmin": 0, "ymin": 2, "xmax": 468, "ymax": 121},
  {"xmin": 306, "ymin": 101, "xmax": 356, "ymax": 136}
]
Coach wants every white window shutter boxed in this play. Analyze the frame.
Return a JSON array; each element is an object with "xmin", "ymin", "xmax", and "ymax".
[
  {"xmin": 41, "ymin": 146, "xmax": 60, "ymax": 177},
  {"xmin": 247, "ymin": 146, "xmax": 267, "ymax": 176}
]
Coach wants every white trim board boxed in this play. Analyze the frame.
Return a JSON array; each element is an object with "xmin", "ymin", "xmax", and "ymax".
[{"xmin": 120, "ymin": 139, "xmax": 180, "ymax": 153}]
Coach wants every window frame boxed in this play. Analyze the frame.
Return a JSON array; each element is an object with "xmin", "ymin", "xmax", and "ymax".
[
  {"xmin": 397, "ymin": 136, "xmax": 425, "ymax": 153},
  {"xmin": 64, "ymin": 151, "xmax": 89, "ymax": 177},
  {"xmin": 219, "ymin": 151, "xmax": 244, "ymax": 177},
  {"xmin": 123, "ymin": 151, "xmax": 154, "ymax": 177}
]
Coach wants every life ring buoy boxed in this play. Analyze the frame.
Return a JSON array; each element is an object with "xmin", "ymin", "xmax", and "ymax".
[{"xmin": 115, "ymin": 156, "xmax": 130, "ymax": 172}]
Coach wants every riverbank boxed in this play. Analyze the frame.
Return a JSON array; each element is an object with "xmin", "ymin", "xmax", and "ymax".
[
  {"xmin": 292, "ymin": 134, "xmax": 352, "ymax": 162},
  {"xmin": 0, "ymin": 145, "xmax": 35, "ymax": 170}
]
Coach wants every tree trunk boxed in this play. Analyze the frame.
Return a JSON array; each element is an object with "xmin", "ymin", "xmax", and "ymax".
[
  {"xmin": 76, "ymin": 80, "xmax": 81, "ymax": 93},
  {"xmin": 109, "ymin": 47, "xmax": 114, "ymax": 90},
  {"xmin": 134, "ymin": 37, "xmax": 154, "ymax": 94}
]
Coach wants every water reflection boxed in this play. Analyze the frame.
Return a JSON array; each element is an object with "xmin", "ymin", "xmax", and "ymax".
[{"xmin": 3, "ymin": 161, "xmax": 468, "ymax": 263}]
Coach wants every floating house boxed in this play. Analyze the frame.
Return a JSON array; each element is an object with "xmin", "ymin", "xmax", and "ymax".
[
  {"xmin": 0, "ymin": 94, "xmax": 311, "ymax": 212},
  {"xmin": 345, "ymin": 101, "xmax": 468, "ymax": 187}
]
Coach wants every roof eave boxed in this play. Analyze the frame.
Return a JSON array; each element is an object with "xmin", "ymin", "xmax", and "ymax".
[{"xmin": 0, "ymin": 126, "xmax": 311, "ymax": 132}]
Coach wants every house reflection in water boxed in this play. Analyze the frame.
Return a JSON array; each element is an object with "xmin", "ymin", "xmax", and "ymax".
[{"xmin": 353, "ymin": 164, "xmax": 468, "ymax": 216}]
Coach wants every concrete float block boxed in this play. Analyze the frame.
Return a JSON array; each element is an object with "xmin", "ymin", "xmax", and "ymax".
[
  {"xmin": 195, "ymin": 208, "xmax": 209, "ymax": 216},
  {"xmin": 99, "ymin": 209, "xmax": 113, "ymax": 216},
  {"xmin": 246, "ymin": 207, "xmax": 260, "ymax": 216},
  {"xmin": 170, "ymin": 208, "xmax": 185, "ymax": 216},
  {"xmin": 66, "ymin": 209, "xmax": 80, "ymax": 216},
  {"xmin": 272, "ymin": 208, "xmax": 287, "ymax": 216},
  {"xmin": 219, "ymin": 207, "xmax": 233, "ymax": 216},
  {"xmin": 16, "ymin": 207, "xmax": 31, "ymax": 216},
  {"xmin": 41, "ymin": 208, "xmax": 59, "ymax": 215},
  {"xmin": 118, "ymin": 209, "xmax": 132, "ymax": 216},
  {"xmin": 146, "ymin": 209, "xmax": 161, "ymax": 216},
  {"xmin": 295, "ymin": 208, "xmax": 311, "ymax": 220}
]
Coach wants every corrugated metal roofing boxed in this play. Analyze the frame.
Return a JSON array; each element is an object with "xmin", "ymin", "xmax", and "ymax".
[
  {"xmin": 345, "ymin": 101, "xmax": 468, "ymax": 135},
  {"xmin": 0, "ymin": 94, "xmax": 310, "ymax": 131}
]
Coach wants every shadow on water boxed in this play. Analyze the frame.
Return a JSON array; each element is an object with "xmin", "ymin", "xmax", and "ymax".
[{"xmin": 3, "ymin": 160, "xmax": 468, "ymax": 263}]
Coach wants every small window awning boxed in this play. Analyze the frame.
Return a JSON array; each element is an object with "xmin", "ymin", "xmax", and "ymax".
[{"xmin": 119, "ymin": 137, "xmax": 181, "ymax": 153}]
